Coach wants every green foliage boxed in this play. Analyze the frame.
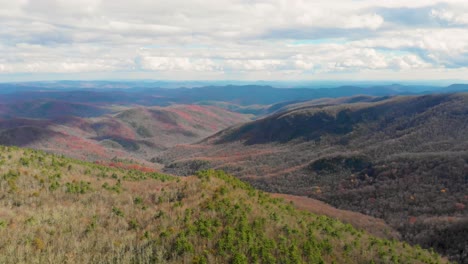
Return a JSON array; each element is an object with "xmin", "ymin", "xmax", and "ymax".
[
  {"xmin": 102, "ymin": 180, "xmax": 122, "ymax": 193},
  {"xmin": 19, "ymin": 157, "xmax": 30, "ymax": 166},
  {"xmin": 133, "ymin": 196, "xmax": 143, "ymax": 205},
  {"xmin": 192, "ymin": 252, "xmax": 209, "ymax": 264},
  {"xmin": 128, "ymin": 219, "xmax": 139, "ymax": 230},
  {"xmin": 49, "ymin": 180, "xmax": 60, "ymax": 192},
  {"xmin": 197, "ymin": 169, "xmax": 253, "ymax": 191},
  {"xmin": 0, "ymin": 220, "xmax": 6, "ymax": 229},
  {"xmin": 194, "ymin": 218, "xmax": 216, "ymax": 238},
  {"xmin": 112, "ymin": 207, "xmax": 125, "ymax": 217},
  {"xmin": 173, "ymin": 233, "xmax": 194, "ymax": 255},
  {"xmin": 65, "ymin": 181, "xmax": 92, "ymax": 194},
  {"xmin": 231, "ymin": 252, "xmax": 248, "ymax": 264}
]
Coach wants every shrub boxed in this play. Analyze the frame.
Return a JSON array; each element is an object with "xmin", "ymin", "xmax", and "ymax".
[{"xmin": 65, "ymin": 181, "xmax": 92, "ymax": 194}]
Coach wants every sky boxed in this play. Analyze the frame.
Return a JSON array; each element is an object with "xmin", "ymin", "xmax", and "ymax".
[{"xmin": 1, "ymin": 0, "xmax": 468, "ymax": 82}]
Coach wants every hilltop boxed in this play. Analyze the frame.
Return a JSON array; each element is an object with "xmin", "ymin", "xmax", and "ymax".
[
  {"xmin": 159, "ymin": 93, "xmax": 468, "ymax": 262},
  {"xmin": 0, "ymin": 145, "xmax": 446, "ymax": 263}
]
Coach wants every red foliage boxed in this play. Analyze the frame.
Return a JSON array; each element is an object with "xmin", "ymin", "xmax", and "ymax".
[
  {"xmin": 54, "ymin": 135, "xmax": 108, "ymax": 158},
  {"xmin": 184, "ymin": 105, "xmax": 218, "ymax": 118},
  {"xmin": 167, "ymin": 105, "xmax": 244, "ymax": 132},
  {"xmin": 169, "ymin": 108, "xmax": 194, "ymax": 122}
]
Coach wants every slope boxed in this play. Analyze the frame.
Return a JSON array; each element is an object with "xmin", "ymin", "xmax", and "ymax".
[
  {"xmin": 159, "ymin": 93, "xmax": 468, "ymax": 263},
  {"xmin": 271, "ymin": 193, "xmax": 401, "ymax": 240},
  {"xmin": 0, "ymin": 145, "xmax": 446, "ymax": 263},
  {"xmin": 0, "ymin": 105, "xmax": 250, "ymax": 161}
]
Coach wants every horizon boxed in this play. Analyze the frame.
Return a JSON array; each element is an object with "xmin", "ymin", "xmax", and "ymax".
[
  {"xmin": 1, "ymin": 0, "xmax": 468, "ymax": 82},
  {"xmin": 1, "ymin": 79, "xmax": 467, "ymax": 90}
]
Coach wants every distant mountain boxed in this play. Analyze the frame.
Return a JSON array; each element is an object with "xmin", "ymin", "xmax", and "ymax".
[
  {"xmin": 2, "ymin": 83, "xmax": 467, "ymax": 113},
  {"xmin": 159, "ymin": 93, "xmax": 468, "ymax": 263},
  {"xmin": 444, "ymin": 84, "xmax": 468, "ymax": 92},
  {"xmin": 0, "ymin": 100, "xmax": 111, "ymax": 119},
  {"xmin": 0, "ymin": 104, "xmax": 250, "ymax": 161}
]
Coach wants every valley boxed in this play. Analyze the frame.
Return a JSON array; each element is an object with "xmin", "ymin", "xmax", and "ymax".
[
  {"xmin": 158, "ymin": 92, "xmax": 468, "ymax": 263},
  {"xmin": 0, "ymin": 83, "xmax": 467, "ymax": 262}
]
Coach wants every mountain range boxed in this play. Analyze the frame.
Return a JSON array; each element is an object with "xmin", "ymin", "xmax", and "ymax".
[{"xmin": 0, "ymin": 82, "xmax": 467, "ymax": 262}]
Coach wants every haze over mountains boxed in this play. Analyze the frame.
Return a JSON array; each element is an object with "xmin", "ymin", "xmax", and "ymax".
[
  {"xmin": 2, "ymin": 81, "xmax": 467, "ymax": 108},
  {"xmin": 0, "ymin": 82, "xmax": 467, "ymax": 262}
]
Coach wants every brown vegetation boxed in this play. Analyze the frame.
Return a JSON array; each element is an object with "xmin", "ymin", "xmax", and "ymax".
[
  {"xmin": 0, "ymin": 146, "xmax": 448, "ymax": 263},
  {"xmin": 272, "ymin": 193, "xmax": 400, "ymax": 240},
  {"xmin": 159, "ymin": 93, "xmax": 468, "ymax": 263}
]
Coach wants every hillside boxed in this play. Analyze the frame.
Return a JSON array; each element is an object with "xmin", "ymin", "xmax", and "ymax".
[
  {"xmin": 158, "ymin": 93, "xmax": 468, "ymax": 263},
  {"xmin": 210, "ymin": 93, "xmax": 467, "ymax": 145},
  {"xmin": 0, "ymin": 145, "xmax": 447, "ymax": 263},
  {"xmin": 271, "ymin": 193, "xmax": 400, "ymax": 240},
  {"xmin": 0, "ymin": 105, "xmax": 250, "ymax": 161}
]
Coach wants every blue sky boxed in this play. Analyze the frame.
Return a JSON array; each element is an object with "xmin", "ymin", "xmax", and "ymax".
[{"xmin": 0, "ymin": 0, "xmax": 468, "ymax": 82}]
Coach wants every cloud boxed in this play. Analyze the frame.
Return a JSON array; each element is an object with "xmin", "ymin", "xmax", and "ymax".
[
  {"xmin": 431, "ymin": 8, "xmax": 468, "ymax": 25},
  {"xmin": 375, "ymin": 6, "xmax": 440, "ymax": 27},
  {"xmin": 137, "ymin": 56, "xmax": 219, "ymax": 72},
  {"xmin": 23, "ymin": 0, "xmax": 102, "ymax": 16},
  {"xmin": 351, "ymin": 27, "xmax": 468, "ymax": 67},
  {"xmin": 224, "ymin": 59, "xmax": 283, "ymax": 71},
  {"xmin": 0, "ymin": 0, "xmax": 467, "ymax": 80}
]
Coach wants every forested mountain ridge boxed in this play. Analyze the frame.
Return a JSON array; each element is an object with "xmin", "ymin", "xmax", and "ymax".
[{"xmin": 159, "ymin": 93, "xmax": 468, "ymax": 263}]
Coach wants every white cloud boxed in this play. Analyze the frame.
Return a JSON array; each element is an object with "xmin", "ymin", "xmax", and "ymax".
[
  {"xmin": 345, "ymin": 14, "xmax": 384, "ymax": 30},
  {"xmin": 389, "ymin": 55, "xmax": 432, "ymax": 70},
  {"xmin": 225, "ymin": 59, "xmax": 283, "ymax": 71},
  {"xmin": 431, "ymin": 8, "xmax": 468, "ymax": 25},
  {"xmin": 139, "ymin": 56, "xmax": 219, "ymax": 72},
  {"xmin": 296, "ymin": 11, "xmax": 383, "ymax": 30},
  {"xmin": 0, "ymin": 0, "xmax": 467, "ymax": 80},
  {"xmin": 23, "ymin": 0, "xmax": 101, "ymax": 16}
]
